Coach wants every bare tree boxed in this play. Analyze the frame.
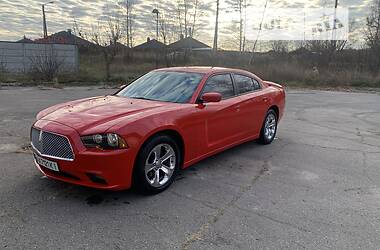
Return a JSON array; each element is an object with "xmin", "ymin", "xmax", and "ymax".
[
  {"xmin": 160, "ymin": 11, "xmax": 181, "ymax": 45},
  {"xmin": 183, "ymin": 0, "xmax": 189, "ymax": 37},
  {"xmin": 176, "ymin": 0, "xmax": 184, "ymax": 38},
  {"xmin": 73, "ymin": 19, "xmax": 86, "ymax": 40},
  {"xmin": 190, "ymin": 0, "xmax": 199, "ymax": 37},
  {"xmin": 29, "ymin": 49, "xmax": 64, "ymax": 81},
  {"xmin": 249, "ymin": 0, "xmax": 269, "ymax": 64},
  {"xmin": 73, "ymin": 4, "xmax": 125, "ymax": 81},
  {"xmin": 225, "ymin": 0, "xmax": 250, "ymax": 51},
  {"xmin": 270, "ymin": 41, "xmax": 289, "ymax": 53},
  {"xmin": 222, "ymin": 22, "xmax": 241, "ymax": 50},
  {"xmin": 0, "ymin": 52, "xmax": 7, "ymax": 79},
  {"xmin": 242, "ymin": 0, "xmax": 248, "ymax": 51},
  {"xmin": 364, "ymin": 0, "xmax": 380, "ymax": 72},
  {"xmin": 227, "ymin": 0, "xmax": 244, "ymax": 51},
  {"xmin": 82, "ymin": 16, "xmax": 124, "ymax": 81},
  {"xmin": 160, "ymin": 18, "xmax": 168, "ymax": 45},
  {"xmin": 174, "ymin": 0, "xmax": 202, "ymax": 39},
  {"xmin": 120, "ymin": 0, "xmax": 135, "ymax": 47},
  {"xmin": 103, "ymin": 19, "xmax": 123, "ymax": 80},
  {"xmin": 305, "ymin": 40, "xmax": 346, "ymax": 66}
]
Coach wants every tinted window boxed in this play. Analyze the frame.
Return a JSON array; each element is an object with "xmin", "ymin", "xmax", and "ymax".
[
  {"xmin": 202, "ymin": 74, "xmax": 235, "ymax": 99},
  {"xmin": 252, "ymin": 78, "xmax": 261, "ymax": 90},
  {"xmin": 117, "ymin": 71, "xmax": 203, "ymax": 103},
  {"xmin": 234, "ymin": 74, "xmax": 255, "ymax": 94}
]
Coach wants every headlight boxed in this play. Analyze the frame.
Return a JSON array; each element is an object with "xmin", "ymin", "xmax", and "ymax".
[{"xmin": 80, "ymin": 133, "xmax": 128, "ymax": 149}]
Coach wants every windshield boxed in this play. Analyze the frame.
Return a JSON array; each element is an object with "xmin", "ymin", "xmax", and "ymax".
[{"xmin": 117, "ymin": 71, "xmax": 204, "ymax": 103}]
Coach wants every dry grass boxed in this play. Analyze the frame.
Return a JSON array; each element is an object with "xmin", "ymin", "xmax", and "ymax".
[{"xmin": 1, "ymin": 50, "xmax": 379, "ymax": 89}]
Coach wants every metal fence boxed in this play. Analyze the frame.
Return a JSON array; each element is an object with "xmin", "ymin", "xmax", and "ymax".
[{"xmin": 0, "ymin": 41, "xmax": 78, "ymax": 73}]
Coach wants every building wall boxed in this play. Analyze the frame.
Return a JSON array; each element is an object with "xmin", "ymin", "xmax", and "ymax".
[{"xmin": 0, "ymin": 42, "xmax": 78, "ymax": 73}]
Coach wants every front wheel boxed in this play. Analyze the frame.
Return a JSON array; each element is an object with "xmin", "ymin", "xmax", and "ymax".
[
  {"xmin": 133, "ymin": 135, "xmax": 180, "ymax": 194},
  {"xmin": 259, "ymin": 109, "xmax": 278, "ymax": 145}
]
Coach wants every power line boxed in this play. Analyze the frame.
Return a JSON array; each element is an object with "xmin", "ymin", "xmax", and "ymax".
[
  {"xmin": 252, "ymin": 0, "xmax": 269, "ymax": 52},
  {"xmin": 250, "ymin": 0, "xmax": 269, "ymax": 64}
]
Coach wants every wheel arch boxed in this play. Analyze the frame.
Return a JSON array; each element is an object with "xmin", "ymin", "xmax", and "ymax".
[
  {"xmin": 136, "ymin": 128, "xmax": 185, "ymax": 168},
  {"xmin": 268, "ymin": 105, "xmax": 279, "ymax": 119}
]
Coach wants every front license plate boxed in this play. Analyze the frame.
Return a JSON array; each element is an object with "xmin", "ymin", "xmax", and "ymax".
[{"xmin": 34, "ymin": 153, "xmax": 59, "ymax": 172}]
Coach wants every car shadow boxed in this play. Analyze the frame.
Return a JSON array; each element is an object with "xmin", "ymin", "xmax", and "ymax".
[{"xmin": 22, "ymin": 139, "xmax": 277, "ymax": 208}]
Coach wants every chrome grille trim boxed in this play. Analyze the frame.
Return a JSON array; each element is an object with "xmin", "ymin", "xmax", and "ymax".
[{"xmin": 31, "ymin": 127, "xmax": 75, "ymax": 161}]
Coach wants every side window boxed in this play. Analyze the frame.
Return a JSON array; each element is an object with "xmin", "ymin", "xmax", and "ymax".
[
  {"xmin": 234, "ymin": 74, "xmax": 254, "ymax": 94},
  {"xmin": 252, "ymin": 78, "xmax": 262, "ymax": 90},
  {"xmin": 202, "ymin": 74, "xmax": 235, "ymax": 99}
]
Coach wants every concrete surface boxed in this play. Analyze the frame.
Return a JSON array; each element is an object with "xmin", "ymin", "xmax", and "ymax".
[{"xmin": 0, "ymin": 86, "xmax": 379, "ymax": 249}]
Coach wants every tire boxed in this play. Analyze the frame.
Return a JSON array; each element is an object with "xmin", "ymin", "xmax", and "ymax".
[
  {"xmin": 259, "ymin": 109, "xmax": 278, "ymax": 145},
  {"xmin": 133, "ymin": 134, "xmax": 181, "ymax": 195}
]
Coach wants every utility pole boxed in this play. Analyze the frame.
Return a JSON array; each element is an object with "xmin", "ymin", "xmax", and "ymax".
[
  {"xmin": 152, "ymin": 8, "xmax": 159, "ymax": 68},
  {"xmin": 332, "ymin": 0, "xmax": 338, "ymax": 46},
  {"xmin": 213, "ymin": 0, "xmax": 219, "ymax": 52},
  {"xmin": 42, "ymin": 5, "xmax": 47, "ymax": 38},
  {"xmin": 239, "ymin": 0, "xmax": 243, "ymax": 52},
  {"xmin": 152, "ymin": 9, "xmax": 159, "ymax": 41},
  {"xmin": 42, "ymin": 1, "xmax": 54, "ymax": 38},
  {"xmin": 333, "ymin": 0, "xmax": 338, "ymax": 30}
]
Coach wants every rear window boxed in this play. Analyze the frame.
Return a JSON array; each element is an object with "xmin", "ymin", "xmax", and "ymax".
[{"xmin": 234, "ymin": 74, "xmax": 261, "ymax": 94}]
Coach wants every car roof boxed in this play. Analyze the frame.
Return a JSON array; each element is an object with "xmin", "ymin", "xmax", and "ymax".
[{"xmin": 154, "ymin": 66, "xmax": 254, "ymax": 76}]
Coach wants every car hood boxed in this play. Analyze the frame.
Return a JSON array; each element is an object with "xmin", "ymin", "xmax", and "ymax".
[{"xmin": 37, "ymin": 95, "xmax": 168, "ymax": 134}]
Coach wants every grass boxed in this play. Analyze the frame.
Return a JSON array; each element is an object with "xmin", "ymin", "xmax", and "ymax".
[{"xmin": 1, "ymin": 51, "xmax": 379, "ymax": 90}]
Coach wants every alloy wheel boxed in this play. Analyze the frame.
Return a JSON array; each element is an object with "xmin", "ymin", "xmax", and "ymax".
[
  {"xmin": 264, "ymin": 113, "xmax": 277, "ymax": 141},
  {"xmin": 144, "ymin": 143, "xmax": 176, "ymax": 188}
]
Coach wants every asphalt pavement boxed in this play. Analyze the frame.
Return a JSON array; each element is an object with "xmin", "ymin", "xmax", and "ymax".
[{"xmin": 0, "ymin": 86, "xmax": 379, "ymax": 249}]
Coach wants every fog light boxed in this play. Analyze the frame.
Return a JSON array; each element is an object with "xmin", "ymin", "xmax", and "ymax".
[{"xmin": 86, "ymin": 173, "xmax": 107, "ymax": 185}]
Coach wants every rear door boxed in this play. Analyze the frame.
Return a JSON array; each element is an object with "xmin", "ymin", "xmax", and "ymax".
[
  {"xmin": 198, "ymin": 74, "xmax": 244, "ymax": 149},
  {"xmin": 233, "ymin": 74, "xmax": 268, "ymax": 136}
]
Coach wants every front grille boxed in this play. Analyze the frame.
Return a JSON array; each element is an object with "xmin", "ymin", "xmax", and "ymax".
[{"xmin": 31, "ymin": 127, "xmax": 74, "ymax": 161}]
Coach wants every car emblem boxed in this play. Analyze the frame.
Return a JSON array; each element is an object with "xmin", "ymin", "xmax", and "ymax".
[{"xmin": 39, "ymin": 130, "xmax": 43, "ymax": 142}]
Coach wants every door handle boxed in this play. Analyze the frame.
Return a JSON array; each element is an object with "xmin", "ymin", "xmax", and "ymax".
[{"xmin": 235, "ymin": 105, "xmax": 241, "ymax": 112}]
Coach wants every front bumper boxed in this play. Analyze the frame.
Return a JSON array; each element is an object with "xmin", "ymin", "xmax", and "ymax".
[{"xmin": 32, "ymin": 120, "xmax": 136, "ymax": 191}]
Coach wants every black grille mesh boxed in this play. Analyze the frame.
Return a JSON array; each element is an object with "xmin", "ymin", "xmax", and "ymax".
[{"xmin": 31, "ymin": 128, "xmax": 74, "ymax": 160}]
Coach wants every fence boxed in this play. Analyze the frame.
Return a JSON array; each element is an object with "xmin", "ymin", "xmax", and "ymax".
[{"xmin": 0, "ymin": 41, "xmax": 79, "ymax": 73}]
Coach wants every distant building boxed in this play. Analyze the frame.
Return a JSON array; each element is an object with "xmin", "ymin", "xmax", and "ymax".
[
  {"xmin": 16, "ymin": 36, "xmax": 34, "ymax": 43},
  {"xmin": 34, "ymin": 29, "xmax": 97, "ymax": 49},
  {"xmin": 107, "ymin": 41, "xmax": 130, "ymax": 52},
  {"xmin": 134, "ymin": 37, "xmax": 166, "ymax": 51},
  {"xmin": 168, "ymin": 37, "xmax": 210, "ymax": 51}
]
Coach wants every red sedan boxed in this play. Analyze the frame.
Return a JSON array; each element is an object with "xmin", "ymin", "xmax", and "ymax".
[{"xmin": 31, "ymin": 67, "xmax": 285, "ymax": 194}]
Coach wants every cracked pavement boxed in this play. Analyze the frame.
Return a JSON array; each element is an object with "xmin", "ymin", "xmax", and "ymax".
[{"xmin": 0, "ymin": 87, "xmax": 380, "ymax": 249}]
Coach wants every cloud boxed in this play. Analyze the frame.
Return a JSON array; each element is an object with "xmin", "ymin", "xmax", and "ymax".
[{"xmin": 0, "ymin": 0, "xmax": 373, "ymax": 49}]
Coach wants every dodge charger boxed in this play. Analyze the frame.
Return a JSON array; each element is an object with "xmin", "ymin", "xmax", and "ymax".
[{"xmin": 31, "ymin": 67, "xmax": 285, "ymax": 194}]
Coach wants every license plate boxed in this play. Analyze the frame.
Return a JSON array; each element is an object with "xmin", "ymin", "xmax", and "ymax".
[{"xmin": 34, "ymin": 153, "xmax": 59, "ymax": 172}]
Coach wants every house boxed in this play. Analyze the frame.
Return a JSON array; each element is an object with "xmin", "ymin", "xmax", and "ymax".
[
  {"xmin": 16, "ymin": 36, "xmax": 34, "ymax": 43},
  {"xmin": 168, "ymin": 37, "xmax": 210, "ymax": 52},
  {"xmin": 107, "ymin": 41, "xmax": 129, "ymax": 52},
  {"xmin": 134, "ymin": 38, "xmax": 166, "ymax": 51},
  {"xmin": 34, "ymin": 29, "xmax": 97, "ymax": 49}
]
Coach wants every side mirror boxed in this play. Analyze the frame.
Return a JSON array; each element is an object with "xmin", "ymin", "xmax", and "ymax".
[{"xmin": 201, "ymin": 92, "xmax": 222, "ymax": 103}]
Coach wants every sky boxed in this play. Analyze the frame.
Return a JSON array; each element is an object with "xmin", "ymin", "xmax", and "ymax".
[{"xmin": 0, "ymin": 0, "xmax": 374, "ymax": 50}]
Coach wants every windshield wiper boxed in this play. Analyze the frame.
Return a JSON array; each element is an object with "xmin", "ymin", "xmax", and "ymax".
[{"xmin": 130, "ymin": 96, "xmax": 155, "ymax": 101}]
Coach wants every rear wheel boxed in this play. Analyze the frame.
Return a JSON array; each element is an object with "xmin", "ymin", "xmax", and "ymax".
[
  {"xmin": 133, "ymin": 134, "xmax": 180, "ymax": 194},
  {"xmin": 259, "ymin": 109, "xmax": 278, "ymax": 144}
]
